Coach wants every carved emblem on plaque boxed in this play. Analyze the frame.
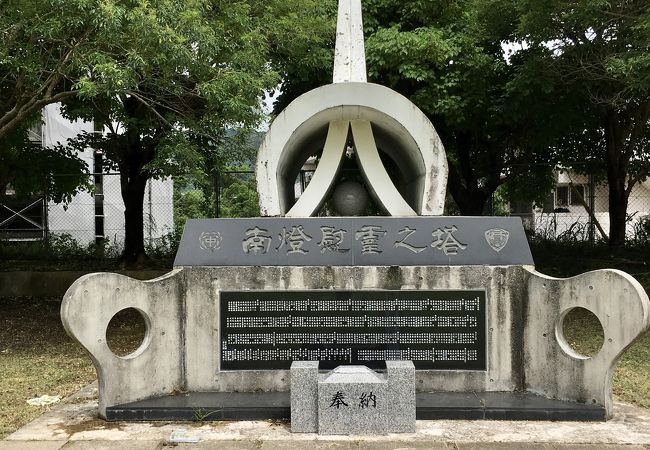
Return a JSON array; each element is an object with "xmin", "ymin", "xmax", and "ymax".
[
  {"xmin": 485, "ymin": 229, "xmax": 509, "ymax": 252},
  {"xmin": 199, "ymin": 231, "xmax": 223, "ymax": 252}
]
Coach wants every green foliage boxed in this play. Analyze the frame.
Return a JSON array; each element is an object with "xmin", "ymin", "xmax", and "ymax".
[
  {"xmin": 0, "ymin": 115, "xmax": 89, "ymax": 203},
  {"xmin": 2, "ymin": 0, "xmax": 331, "ymax": 262},
  {"xmin": 363, "ymin": 0, "xmax": 574, "ymax": 214},
  {"xmin": 219, "ymin": 176, "xmax": 259, "ymax": 218},
  {"xmin": 268, "ymin": 0, "xmax": 337, "ymax": 113},
  {"xmin": 0, "ymin": 233, "xmax": 121, "ymax": 262},
  {"xmin": 632, "ymin": 216, "xmax": 650, "ymax": 245},
  {"xmin": 501, "ymin": 166, "xmax": 556, "ymax": 208},
  {"xmin": 173, "ymin": 180, "xmax": 213, "ymax": 237},
  {"xmin": 511, "ymin": 0, "xmax": 650, "ymax": 245}
]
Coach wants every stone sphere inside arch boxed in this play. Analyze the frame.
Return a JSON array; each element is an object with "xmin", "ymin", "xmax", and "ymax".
[{"xmin": 331, "ymin": 180, "xmax": 369, "ymax": 216}]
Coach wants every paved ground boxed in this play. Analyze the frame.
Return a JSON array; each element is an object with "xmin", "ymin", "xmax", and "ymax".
[
  {"xmin": 0, "ymin": 442, "xmax": 648, "ymax": 449},
  {"xmin": 3, "ymin": 384, "xmax": 650, "ymax": 450}
]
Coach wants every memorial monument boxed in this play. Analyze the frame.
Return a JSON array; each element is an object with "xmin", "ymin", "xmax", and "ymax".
[{"xmin": 62, "ymin": 0, "xmax": 650, "ymax": 429}]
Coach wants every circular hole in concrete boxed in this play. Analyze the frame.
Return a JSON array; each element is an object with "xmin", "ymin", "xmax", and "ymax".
[
  {"xmin": 560, "ymin": 307, "xmax": 604, "ymax": 358},
  {"xmin": 106, "ymin": 308, "xmax": 148, "ymax": 357}
]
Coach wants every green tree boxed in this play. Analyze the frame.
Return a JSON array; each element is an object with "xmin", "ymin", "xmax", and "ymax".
[
  {"xmin": 58, "ymin": 0, "xmax": 333, "ymax": 264},
  {"xmin": 512, "ymin": 0, "xmax": 650, "ymax": 246},
  {"xmin": 219, "ymin": 174, "xmax": 259, "ymax": 218},
  {"xmin": 0, "ymin": 0, "xmax": 86, "ymax": 140},
  {"xmin": 0, "ymin": 132, "xmax": 89, "ymax": 204},
  {"xmin": 364, "ymin": 0, "xmax": 570, "ymax": 214},
  {"xmin": 0, "ymin": 0, "xmax": 102, "ymax": 200},
  {"xmin": 273, "ymin": 0, "xmax": 562, "ymax": 215}
]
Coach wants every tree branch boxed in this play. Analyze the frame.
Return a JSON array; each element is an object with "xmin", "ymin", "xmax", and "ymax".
[{"xmin": 0, "ymin": 90, "xmax": 77, "ymax": 141}]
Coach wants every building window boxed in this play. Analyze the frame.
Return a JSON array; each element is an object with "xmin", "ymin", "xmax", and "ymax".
[
  {"xmin": 555, "ymin": 184, "xmax": 588, "ymax": 209},
  {"xmin": 27, "ymin": 120, "xmax": 43, "ymax": 146},
  {"xmin": 571, "ymin": 185, "xmax": 586, "ymax": 206},
  {"xmin": 93, "ymin": 151, "xmax": 104, "ymax": 186},
  {"xmin": 94, "ymin": 150, "xmax": 105, "ymax": 243},
  {"xmin": 556, "ymin": 186, "xmax": 569, "ymax": 207}
]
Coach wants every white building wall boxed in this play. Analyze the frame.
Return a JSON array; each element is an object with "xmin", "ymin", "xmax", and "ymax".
[
  {"xmin": 532, "ymin": 171, "xmax": 650, "ymax": 240},
  {"xmin": 103, "ymin": 175, "xmax": 174, "ymax": 251},
  {"xmin": 44, "ymin": 104, "xmax": 174, "ymax": 249},
  {"xmin": 44, "ymin": 104, "xmax": 96, "ymax": 245}
]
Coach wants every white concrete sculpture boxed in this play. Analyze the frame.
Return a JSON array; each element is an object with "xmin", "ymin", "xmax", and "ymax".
[{"xmin": 257, "ymin": 0, "xmax": 448, "ymax": 217}]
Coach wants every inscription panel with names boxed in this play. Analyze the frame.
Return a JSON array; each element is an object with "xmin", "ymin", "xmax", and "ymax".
[{"xmin": 220, "ymin": 290, "xmax": 487, "ymax": 371}]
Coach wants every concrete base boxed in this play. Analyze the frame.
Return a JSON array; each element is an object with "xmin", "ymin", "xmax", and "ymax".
[
  {"xmin": 102, "ymin": 391, "xmax": 605, "ymax": 422},
  {"xmin": 61, "ymin": 265, "xmax": 650, "ymax": 420},
  {"xmin": 4, "ymin": 384, "xmax": 650, "ymax": 447}
]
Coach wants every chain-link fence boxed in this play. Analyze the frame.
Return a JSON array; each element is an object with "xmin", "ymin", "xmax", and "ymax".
[
  {"xmin": 2, "ymin": 167, "xmax": 650, "ymax": 261},
  {"xmin": 512, "ymin": 171, "xmax": 650, "ymax": 244},
  {"xmin": 1, "ymin": 172, "xmax": 176, "ymax": 259}
]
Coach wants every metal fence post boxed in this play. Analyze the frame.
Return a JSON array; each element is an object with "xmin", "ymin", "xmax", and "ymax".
[
  {"xmin": 214, "ymin": 171, "xmax": 221, "ymax": 218},
  {"xmin": 588, "ymin": 173, "xmax": 596, "ymax": 243},
  {"xmin": 43, "ymin": 177, "xmax": 50, "ymax": 255}
]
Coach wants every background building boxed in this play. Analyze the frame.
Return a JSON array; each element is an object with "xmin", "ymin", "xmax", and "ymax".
[{"xmin": 0, "ymin": 104, "xmax": 174, "ymax": 250}]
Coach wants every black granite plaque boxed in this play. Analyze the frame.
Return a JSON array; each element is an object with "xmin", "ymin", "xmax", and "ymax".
[
  {"xmin": 174, "ymin": 217, "xmax": 534, "ymax": 267},
  {"xmin": 220, "ymin": 290, "xmax": 487, "ymax": 371}
]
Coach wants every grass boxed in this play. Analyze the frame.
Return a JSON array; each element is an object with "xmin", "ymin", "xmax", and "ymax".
[{"xmin": 0, "ymin": 297, "xmax": 144, "ymax": 439}]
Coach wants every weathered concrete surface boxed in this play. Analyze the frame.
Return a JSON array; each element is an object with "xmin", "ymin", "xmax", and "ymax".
[
  {"xmin": 255, "ymin": 83, "xmax": 448, "ymax": 217},
  {"xmin": 350, "ymin": 119, "xmax": 418, "ymax": 216},
  {"xmin": 182, "ymin": 265, "xmax": 528, "ymax": 395},
  {"xmin": 61, "ymin": 270, "xmax": 185, "ymax": 418},
  {"xmin": 60, "ymin": 442, "xmax": 161, "ymax": 449},
  {"xmin": 3, "ymin": 441, "xmax": 648, "ymax": 449},
  {"xmin": 61, "ymin": 265, "xmax": 650, "ymax": 420},
  {"xmin": 0, "ymin": 442, "xmax": 66, "ymax": 450},
  {"xmin": 333, "ymin": 0, "xmax": 366, "ymax": 84},
  {"xmin": 524, "ymin": 267, "xmax": 650, "ymax": 418},
  {"xmin": 0, "ymin": 270, "xmax": 166, "ymax": 298},
  {"xmin": 285, "ymin": 118, "xmax": 420, "ymax": 217},
  {"xmin": 6, "ymin": 396, "xmax": 650, "ymax": 446}
]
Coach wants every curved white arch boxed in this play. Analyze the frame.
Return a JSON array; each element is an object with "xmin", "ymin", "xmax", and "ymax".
[
  {"xmin": 287, "ymin": 120, "xmax": 349, "ymax": 217},
  {"xmin": 256, "ymin": 82, "xmax": 448, "ymax": 217},
  {"xmin": 350, "ymin": 120, "xmax": 417, "ymax": 216}
]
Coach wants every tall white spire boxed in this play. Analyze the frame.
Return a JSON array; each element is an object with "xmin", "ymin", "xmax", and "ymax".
[{"xmin": 333, "ymin": 0, "xmax": 367, "ymax": 83}]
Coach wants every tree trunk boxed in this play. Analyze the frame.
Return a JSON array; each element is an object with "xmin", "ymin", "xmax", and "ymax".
[
  {"xmin": 604, "ymin": 111, "xmax": 631, "ymax": 248},
  {"xmin": 607, "ymin": 177, "xmax": 628, "ymax": 247},
  {"xmin": 447, "ymin": 158, "xmax": 492, "ymax": 215},
  {"xmin": 448, "ymin": 179, "xmax": 490, "ymax": 215},
  {"xmin": 121, "ymin": 173, "xmax": 148, "ymax": 264},
  {"xmin": 117, "ymin": 98, "xmax": 159, "ymax": 265},
  {"xmin": 444, "ymin": 131, "xmax": 504, "ymax": 215}
]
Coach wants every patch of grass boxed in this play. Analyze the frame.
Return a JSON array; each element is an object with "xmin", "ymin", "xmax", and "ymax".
[
  {"xmin": 106, "ymin": 308, "xmax": 147, "ymax": 357},
  {"xmin": 562, "ymin": 307, "xmax": 605, "ymax": 357},
  {"xmin": 0, "ymin": 297, "xmax": 142, "ymax": 439},
  {"xmin": 0, "ymin": 297, "xmax": 95, "ymax": 438},
  {"xmin": 613, "ymin": 331, "xmax": 650, "ymax": 408}
]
